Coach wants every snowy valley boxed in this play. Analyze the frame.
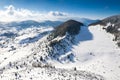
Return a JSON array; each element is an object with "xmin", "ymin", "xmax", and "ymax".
[{"xmin": 0, "ymin": 15, "xmax": 120, "ymax": 80}]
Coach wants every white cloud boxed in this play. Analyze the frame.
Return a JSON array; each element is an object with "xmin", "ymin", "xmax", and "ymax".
[
  {"xmin": 48, "ymin": 11, "xmax": 67, "ymax": 16},
  {"xmin": 0, "ymin": 5, "xmax": 69, "ymax": 22},
  {"xmin": 5, "ymin": 5, "xmax": 15, "ymax": 15}
]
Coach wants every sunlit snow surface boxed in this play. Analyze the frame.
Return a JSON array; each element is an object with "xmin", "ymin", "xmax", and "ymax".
[
  {"xmin": 50, "ymin": 25, "xmax": 120, "ymax": 80},
  {"xmin": 0, "ymin": 22, "xmax": 120, "ymax": 80}
]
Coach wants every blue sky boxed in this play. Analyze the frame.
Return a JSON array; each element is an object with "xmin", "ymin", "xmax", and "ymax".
[{"xmin": 0, "ymin": 0, "xmax": 120, "ymax": 19}]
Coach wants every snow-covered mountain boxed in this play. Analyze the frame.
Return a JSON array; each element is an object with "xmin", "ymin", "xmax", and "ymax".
[
  {"xmin": 0, "ymin": 17, "xmax": 120, "ymax": 80},
  {"xmin": 89, "ymin": 14, "xmax": 120, "ymax": 47}
]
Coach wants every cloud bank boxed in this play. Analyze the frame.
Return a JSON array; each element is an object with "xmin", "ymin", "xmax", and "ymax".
[{"xmin": 0, "ymin": 5, "xmax": 69, "ymax": 22}]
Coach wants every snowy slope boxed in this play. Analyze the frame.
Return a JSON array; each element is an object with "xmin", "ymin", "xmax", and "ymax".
[
  {"xmin": 73, "ymin": 25, "xmax": 120, "ymax": 80},
  {"xmin": 0, "ymin": 27, "xmax": 53, "ymax": 68},
  {"xmin": 0, "ymin": 66, "xmax": 104, "ymax": 80}
]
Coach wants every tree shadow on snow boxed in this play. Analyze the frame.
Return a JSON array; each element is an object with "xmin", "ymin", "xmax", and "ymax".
[{"xmin": 74, "ymin": 25, "xmax": 93, "ymax": 45}]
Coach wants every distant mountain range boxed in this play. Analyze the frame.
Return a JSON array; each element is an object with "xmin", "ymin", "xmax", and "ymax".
[{"xmin": 0, "ymin": 20, "xmax": 63, "ymax": 30}]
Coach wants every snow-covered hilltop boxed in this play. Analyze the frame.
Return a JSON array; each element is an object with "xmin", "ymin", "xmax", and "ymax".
[{"xmin": 0, "ymin": 16, "xmax": 120, "ymax": 80}]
